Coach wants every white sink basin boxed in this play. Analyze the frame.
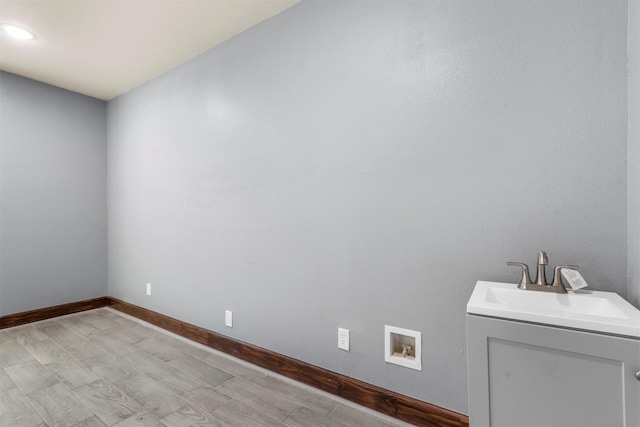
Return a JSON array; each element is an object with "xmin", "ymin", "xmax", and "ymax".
[{"xmin": 467, "ymin": 281, "xmax": 640, "ymax": 337}]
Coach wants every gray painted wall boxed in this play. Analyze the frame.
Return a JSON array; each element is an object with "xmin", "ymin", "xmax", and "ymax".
[
  {"xmin": 628, "ymin": 0, "xmax": 640, "ymax": 309},
  {"xmin": 0, "ymin": 71, "xmax": 107, "ymax": 315},
  {"xmin": 107, "ymin": 1, "xmax": 628, "ymax": 413}
]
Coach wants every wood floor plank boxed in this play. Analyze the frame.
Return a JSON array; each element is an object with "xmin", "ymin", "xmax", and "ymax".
[
  {"xmin": 0, "ymin": 339, "xmax": 37, "ymax": 368},
  {"xmin": 72, "ymin": 415, "xmax": 108, "ymax": 427},
  {"xmin": 5, "ymin": 362, "xmax": 57, "ymax": 395},
  {"xmin": 73, "ymin": 379, "xmax": 143, "ymax": 426},
  {"xmin": 118, "ymin": 350, "xmax": 181, "ymax": 381},
  {"xmin": 87, "ymin": 333, "xmax": 139, "ymax": 357},
  {"xmin": 80, "ymin": 355, "xmax": 141, "ymax": 384},
  {"xmin": 203, "ymin": 352, "xmax": 267, "ymax": 382},
  {"xmin": 169, "ymin": 355, "xmax": 233, "ymax": 388},
  {"xmin": 94, "ymin": 310, "xmax": 140, "ymax": 328},
  {"xmin": 106, "ymin": 324, "xmax": 150, "ymax": 344},
  {"xmin": 213, "ymin": 400, "xmax": 284, "ymax": 427},
  {"xmin": 56, "ymin": 317, "xmax": 102, "ymax": 338},
  {"xmin": 180, "ymin": 385, "xmax": 232, "ymax": 415},
  {"xmin": 58, "ymin": 338, "xmax": 105, "ymax": 361},
  {"xmin": 217, "ymin": 376, "xmax": 301, "ymax": 422},
  {"xmin": 254, "ymin": 375, "xmax": 338, "ymax": 416},
  {"xmin": 135, "ymin": 337, "xmax": 189, "ymax": 361},
  {"xmin": 284, "ymin": 407, "xmax": 348, "ymax": 427},
  {"xmin": 27, "ymin": 383, "xmax": 94, "ymax": 427},
  {"xmin": 160, "ymin": 334, "xmax": 213, "ymax": 360},
  {"xmin": 0, "ymin": 387, "xmax": 45, "ymax": 427},
  {"xmin": 47, "ymin": 359, "xmax": 101, "ymax": 389},
  {"xmin": 161, "ymin": 404, "xmax": 226, "ymax": 426},
  {"xmin": 22, "ymin": 338, "xmax": 73, "ymax": 365},
  {"xmin": 330, "ymin": 403, "xmax": 399, "ymax": 427},
  {"xmin": 156, "ymin": 368, "xmax": 208, "ymax": 395},
  {"xmin": 39, "ymin": 323, "xmax": 84, "ymax": 346},
  {"xmin": 0, "ymin": 366, "xmax": 17, "ymax": 392},
  {"xmin": 30, "ymin": 320, "xmax": 61, "ymax": 330},
  {"xmin": 116, "ymin": 374, "xmax": 188, "ymax": 418},
  {"xmin": 112, "ymin": 411, "xmax": 166, "ymax": 426},
  {"xmin": 8, "ymin": 326, "xmax": 49, "ymax": 347},
  {"xmin": 76, "ymin": 313, "xmax": 121, "ymax": 331}
]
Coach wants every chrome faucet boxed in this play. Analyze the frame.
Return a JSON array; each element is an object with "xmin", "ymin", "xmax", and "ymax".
[
  {"xmin": 508, "ymin": 251, "xmax": 578, "ymax": 293},
  {"xmin": 535, "ymin": 251, "xmax": 548, "ymax": 285}
]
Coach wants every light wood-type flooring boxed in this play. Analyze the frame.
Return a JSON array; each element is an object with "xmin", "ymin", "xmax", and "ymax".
[{"xmin": 0, "ymin": 308, "xmax": 413, "ymax": 427}]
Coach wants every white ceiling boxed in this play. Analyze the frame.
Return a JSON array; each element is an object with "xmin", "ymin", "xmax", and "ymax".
[{"xmin": 0, "ymin": 0, "xmax": 297, "ymax": 100}]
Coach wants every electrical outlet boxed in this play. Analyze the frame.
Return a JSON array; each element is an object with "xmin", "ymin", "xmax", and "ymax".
[
  {"xmin": 146, "ymin": 283, "xmax": 151, "ymax": 296},
  {"xmin": 225, "ymin": 310, "xmax": 233, "ymax": 327},
  {"xmin": 338, "ymin": 327, "xmax": 350, "ymax": 351}
]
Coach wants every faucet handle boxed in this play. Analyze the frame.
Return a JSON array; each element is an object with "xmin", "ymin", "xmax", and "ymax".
[
  {"xmin": 508, "ymin": 262, "xmax": 533, "ymax": 288},
  {"xmin": 551, "ymin": 265, "xmax": 579, "ymax": 289}
]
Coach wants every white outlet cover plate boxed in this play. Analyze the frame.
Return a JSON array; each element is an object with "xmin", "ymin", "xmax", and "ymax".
[
  {"xmin": 338, "ymin": 327, "xmax": 349, "ymax": 351},
  {"xmin": 146, "ymin": 283, "xmax": 151, "ymax": 296},
  {"xmin": 225, "ymin": 310, "xmax": 233, "ymax": 327}
]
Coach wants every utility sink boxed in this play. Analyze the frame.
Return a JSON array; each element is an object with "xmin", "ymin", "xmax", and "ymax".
[{"xmin": 467, "ymin": 281, "xmax": 640, "ymax": 337}]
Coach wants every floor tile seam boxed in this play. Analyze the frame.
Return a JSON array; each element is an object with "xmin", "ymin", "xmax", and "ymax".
[{"xmin": 0, "ymin": 365, "xmax": 18, "ymax": 393}]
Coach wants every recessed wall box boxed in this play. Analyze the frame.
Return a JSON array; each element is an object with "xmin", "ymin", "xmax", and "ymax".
[{"xmin": 384, "ymin": 325, "xmax": 422, "ymax": 371}]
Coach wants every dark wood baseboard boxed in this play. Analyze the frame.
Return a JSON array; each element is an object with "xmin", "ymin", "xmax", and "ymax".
[
  {"xmin": 0, "ymin": 297, "xmax": 109, "ymax": 329},
  {"xmin": 107, "ymin": 297, "xmax": 469, "ymax": 427}
]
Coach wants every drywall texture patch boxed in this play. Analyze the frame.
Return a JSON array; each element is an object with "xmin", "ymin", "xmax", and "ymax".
[
  {"xmin": 0, "ymin": 72, "xmax": 107, "ymax": 315},
  {"xmin": 107, "ymin": 1, "xmax": 627, "ymax": 413}
]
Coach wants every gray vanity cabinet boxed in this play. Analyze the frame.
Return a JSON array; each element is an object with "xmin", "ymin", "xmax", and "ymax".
[{"xmin": 467, "ymin": 315, "xmax": 640, "ymax": 427}]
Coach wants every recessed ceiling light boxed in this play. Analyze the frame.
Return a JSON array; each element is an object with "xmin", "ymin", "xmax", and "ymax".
[{"xmin": 1, "ymin": 24, "xmax": 35, "ymax": 40}]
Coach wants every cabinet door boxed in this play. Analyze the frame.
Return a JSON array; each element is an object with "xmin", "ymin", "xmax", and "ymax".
[{"xmin": 467, "ymin": 315, "xmax": 640, "ymax": 427}]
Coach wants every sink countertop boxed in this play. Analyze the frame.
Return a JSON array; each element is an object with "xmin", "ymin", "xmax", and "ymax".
[{"xmin": 467, "ymin": 281, "xmax": 640, "ymax": 338}]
